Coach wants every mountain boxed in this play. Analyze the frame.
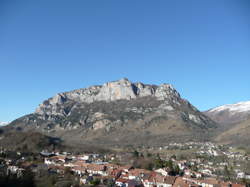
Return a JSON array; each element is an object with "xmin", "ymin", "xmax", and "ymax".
[
  {"xmin": 0, "ymin": 131, "xmax": 110, "ymax": 153},
  {"xmin": 204, "ymin": 101, "xmax": 250, "ymax": 146},
  {"xmin": 215, "ymin": 118, "xmax": 250, "ymax": 145},
  {"xmin": 3, "ymin": 78, "xmax": 216, "ymax": 147},
  {"xmin": 0, "ymin": 122, "xmax": 9, "ymax": 126},
  {"xmin": 0, "ymin": 131, "xmax": 62, "ymax": 152},
  {"xmin": 204, "ymin": 101, "xmax": 250, "ymax": 126}
]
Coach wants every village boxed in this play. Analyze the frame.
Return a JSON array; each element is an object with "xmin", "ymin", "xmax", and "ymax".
[{"xmin": 0, "ymin": 142, "xmax": 249, "ymax": 187}]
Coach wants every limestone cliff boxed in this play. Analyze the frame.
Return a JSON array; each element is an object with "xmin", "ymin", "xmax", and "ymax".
[{"xmin": 7, "ymin": 78, "xmax": 216, "ymax": 146}]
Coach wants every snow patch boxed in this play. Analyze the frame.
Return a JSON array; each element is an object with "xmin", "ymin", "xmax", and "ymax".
[{"xmin": 209, "ymin": 101, "xmax": 250, "ymax": 113}]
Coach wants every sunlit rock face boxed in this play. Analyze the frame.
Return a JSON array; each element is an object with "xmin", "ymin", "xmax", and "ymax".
[
  {"xmin": 35, "ymin": 78, "xmax": 181, "ymax": 116},
  {"xmin": 96, "ymin": 78, "xmax": 137, "ymax": 101},
  {"xmin": 9, "ymin": 78, "xmax": 216, "ymax": 146}
]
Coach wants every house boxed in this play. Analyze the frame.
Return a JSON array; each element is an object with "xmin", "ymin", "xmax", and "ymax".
[
  {"xmin": 107, "ymin": 168, "xmax": 122, "ymax": 179},
  {"xmin": 155, "ymin": 168, "xmax": 170, "ymax": 176},
  {"xmin": 76, "ymin": 155, "xmax": 91, "ymax": 161},
  {"xmin": 40, "ymin": 150, "xmax": 55, "ymax": 157},
  {"xmin": 80, "ymin": 175, "xmax": 93, "ymax": 185},
  {"xmin": 237, "ymin": 172, "xmax": 245, "ymax": 179},
  {"xmin": 184, "ymin": 169, "xmax": 192, "ymax": 177},
  {"xmin": 184, "ymin": 169, "xmax": 202, "ymax": 178},
  {"xmin": 173, "ymin": 177, "xmax": 189, "ymax": 187},
  {"xmin": 44, "ymin": 155, "xmax": 67, "ymax": 166},
  {"xmin": 105, "ymin": 163, "xmax": 120, "ymax": 170},
  {"xmin": 237, "ymin": 172, "xmax": 250, "ymax": 179},
  {"xmin": 71, "ymin": 163, "xmax": 107, "ymax": 176},
  {"xmin": 119, "ymin": 173, "xmax": 129, "ymax": 179},
  {"xmin": 128, "ymin": 169, "xmax": 151, "ymax": 180},
  {"xmin": 119, "ymin": 165, "xmax": 134, "ymax": 173},
  {"xmin": 72, "ymin": 161, "xmax": 89, "ymax": 167},
  {"xmin": 48, "ymin": 165, "xmax": 65, "ymax": 174},
  {"xmin": 193, "ymin": 171, "xmax": 202, "ymax": 178},
  {"xmin": 52, "ymin": 155, "xmax": 67, "ymax": 163},
  {"xmin": 143, "ymin": 172, "xmax": 176, "ymax": 187},
  {"xmin": 196, "ymin": 178, "xmax": 220, "ymax": 187},
  {"xmin": 231, "ymin": 184, "xmax": 246, "ymax": 187},
  {"xmin": 71, "ymin": 166, "xmax": 86, "ymax": 176},
  {"xmin": 246, "ymin": 174, "xmax": 250, "ymax": 180},
  {"xmin": 127, "ymin": 179, "xmax": 143, "ymax": 187},
  {"xmin": 177, "ymin": 160, "xmax": 187, "ymax": 170},
  {"xmin": 116, "ymin": 178, "xmax": 143, "ymax": 187},
  {"xmin": 116, "ymin": 178, "xmax": 129, "ymax": 187},
  {"xmin": 219, "ymin": 182, "xmax": 246, "ymax": 187},
  {"xmin": 173, "ymin": 177, "xmax": 199, "ymax": 187},
  {"xmin": 86, "ymin": 164, "xmax": 107, "ymax": 176},
  {"xmin": 200, "ymin": 169, "xmax": 212, "ymax": 176}
]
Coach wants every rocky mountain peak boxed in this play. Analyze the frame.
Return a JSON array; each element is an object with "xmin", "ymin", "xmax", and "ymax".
[
  {"xmin": 98, "ymin": 78, "xmax": 137, "ymax": 101},
  {"xmin": 8, "ymin": 78, "xmax": 216, "ymax": 146},
  {"xmin": 97, "ymin": 78, "xmax": 179, "ymax": 101},
  {"xmin": 35, "ymin": 78, "xmax": 181, "ymax": 115}
]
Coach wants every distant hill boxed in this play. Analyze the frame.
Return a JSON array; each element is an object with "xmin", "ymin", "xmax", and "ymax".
[
  {"xmin": 204, "ymin": 101, "xmax": 250, "ymax": 146},
  {"xmin": 0, "ymin": 122, "xmax": 9, "ymax": 126},
  {"xmin": 3, "ymin": 78, "xmax": 216, "ymax": 147},
  {"xmin": 204, "ymin": 101, "xmax": 250, "ymax": 127},
  {"xmin": 215, "ymin": 118, "xmax": 250, "ymax": 146},
  {"xmin": 0, "ymin": 131, "xmax": 62, "ymax": 152}
]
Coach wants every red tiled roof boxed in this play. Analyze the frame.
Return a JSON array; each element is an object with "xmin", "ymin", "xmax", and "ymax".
[
  {"xmin": 72, "ymin": 166, "xmax": 86, "ymax": 172},
  {"xmin": 146, "ymin": 172, "xmax": 176, "ymax": 184},
  {"xmin": 128, "ymin": 169, "xmax": 151, "ymax": 177},
  {"xmin": 120, "ymin": 174, "xmax": 129, "ymax": 179},
  {"xmin": 173, "ymin": 177, "xmax": 190, "ymax": 187},
  {"xmin": 116, "ymin": 178, "xmax": 129, "ymax": 183},
  {"xmin": 201, "ymin": 178, "xmax": 220, "ymax": 185},
  {"xmin": 232, "ymin": 184, "xmax": 246, "ymax": 187},
  {"xmin": 73, "ymin": 161, "xmax": 89, "ymax": 167},
  {"xmin": 87, "ymin": 164, "xmax": 106, "ymax": 171},
  {"xmin": 50, "ymin": 155, "xmax": 66, "ymax": 160},
  {"xmin": 118, "ymin": 165, "xmax": 133, "ymax": 171}
]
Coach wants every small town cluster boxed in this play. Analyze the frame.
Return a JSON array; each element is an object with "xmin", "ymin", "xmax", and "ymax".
[{"xmin": 0, "ymin": 142, "xmax": 249, "ymax": 187}]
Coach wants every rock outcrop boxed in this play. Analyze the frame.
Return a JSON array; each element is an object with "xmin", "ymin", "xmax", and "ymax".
[{"xmin": 35, "ymin": 78, "xmax": 182, "ymax": 116}]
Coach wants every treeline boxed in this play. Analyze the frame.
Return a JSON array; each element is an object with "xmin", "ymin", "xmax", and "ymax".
[{"xmin": 0, "ymin": 169, "xmax": 35, "ymax": 187}]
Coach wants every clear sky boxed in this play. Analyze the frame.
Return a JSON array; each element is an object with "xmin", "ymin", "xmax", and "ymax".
[{"xmin": 0, "ymin": 0, "xmax": 250, "ymax": 122}]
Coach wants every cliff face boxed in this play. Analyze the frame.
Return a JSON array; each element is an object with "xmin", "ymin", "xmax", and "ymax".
[
  {"xmin": 7, "ymin": 78, "xmax": 216, "ymax": 147},
  {"xmin": 35, "ymin": 78, "xmax": 181, "ymax": 116}
]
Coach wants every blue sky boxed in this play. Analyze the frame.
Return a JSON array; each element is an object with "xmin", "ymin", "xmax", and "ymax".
[{"xmin": 0, "ymin": 0, "xmax": 250, "ymax": 122}]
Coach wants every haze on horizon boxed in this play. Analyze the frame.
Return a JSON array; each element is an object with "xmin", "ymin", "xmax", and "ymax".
[{"xmin": 0, "ymin": 0, "xmax": 250, "ymax": 122}]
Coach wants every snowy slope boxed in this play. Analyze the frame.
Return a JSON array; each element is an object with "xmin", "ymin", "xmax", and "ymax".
[
  {"xmin": 209, "ymin": 101, "xmax": 250, "ymax": 113},
  {"xmin": 205, "ymin": 101, "xmax": 250, "ymax": 125}
]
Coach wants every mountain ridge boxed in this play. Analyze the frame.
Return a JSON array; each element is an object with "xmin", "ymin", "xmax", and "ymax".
[
  {"xmin": 204, "ymin": 100, "xmax": 250, "ymax": 146},
  {"xmin": 35, "ymin": 78, "xmax": 183, "ymax": 116},
  {"xmin": 204, "ymin": 100, "xmax": 250, "ymax": 126},
  {"xmin": 206, "ymin": 100, "xmax": 250, "ymax": 113},
  {"xmin": 3, "ymin": 78, "xmax": 216, "ymax": 147}
]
